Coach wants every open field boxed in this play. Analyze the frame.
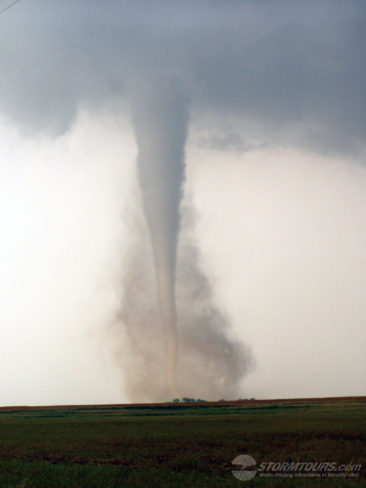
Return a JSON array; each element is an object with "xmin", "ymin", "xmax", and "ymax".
[{"xmin": 0, "ymin": 398, "xmax": 365, "ymax": 487}]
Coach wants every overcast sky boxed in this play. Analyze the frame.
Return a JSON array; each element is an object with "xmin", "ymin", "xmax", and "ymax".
[{"xmin": 0, "ymin": 0, "xmax": 365, "ymax": 404}]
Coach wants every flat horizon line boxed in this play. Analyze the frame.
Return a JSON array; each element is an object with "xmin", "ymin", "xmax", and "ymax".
[{"xmin": 1, "ymin": 395, "xmax": 365, "ymax": 411}]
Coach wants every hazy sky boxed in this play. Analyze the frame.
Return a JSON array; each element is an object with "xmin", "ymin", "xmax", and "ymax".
[{"xmin": 0, "ymin": 0, "xmax": 365, "ymax": 404}]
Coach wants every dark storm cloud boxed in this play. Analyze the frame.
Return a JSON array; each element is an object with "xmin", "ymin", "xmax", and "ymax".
[
  {"xmin": 194, "ymin": 131, "xmax": 268, "ymax": 154},
  {"xmin": 0, "ymin": 0, "xmax": 365, "ymax": 154}
]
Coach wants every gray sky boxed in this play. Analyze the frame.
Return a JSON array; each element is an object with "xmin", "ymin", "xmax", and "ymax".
[
  {"xmin": 0, "ymin": 0, "xmax": 365, "ymax": 404},
  {"xmin": 1, "ymin": 0, "xmax": 365, "ymax": 152}
]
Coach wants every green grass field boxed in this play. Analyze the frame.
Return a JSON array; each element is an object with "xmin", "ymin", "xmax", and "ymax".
[{"xmin": 0, "ymin": 400, "xmax": 365, "ymax": 487}]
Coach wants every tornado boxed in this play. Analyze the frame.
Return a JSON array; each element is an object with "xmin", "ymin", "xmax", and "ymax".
[{"xmin": 130, "ymin": 81, "xmax": 189, "ymax": 396}]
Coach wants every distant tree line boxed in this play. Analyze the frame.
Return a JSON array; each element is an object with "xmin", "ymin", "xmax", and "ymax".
[
  {"xmin": 172, "ymin": 397, "xmax": 256, "ymax": 403},
  {"xmin": 173, "ymin": 398, "xmax": 207, "ymax": 403}
]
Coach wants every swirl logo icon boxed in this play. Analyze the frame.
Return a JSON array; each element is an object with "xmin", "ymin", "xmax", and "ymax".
[{"xmin": 232, "ymin": 454, "xmax": 257, "ymax": 481}]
